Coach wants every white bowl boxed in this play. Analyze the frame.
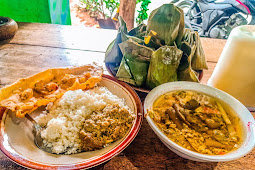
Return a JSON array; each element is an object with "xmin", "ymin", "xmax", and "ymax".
[{"xmin": 144, "ymin": 81, "xmax": 255, "ymax": 162}]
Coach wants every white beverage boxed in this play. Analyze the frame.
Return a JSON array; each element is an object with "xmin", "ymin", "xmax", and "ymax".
[{"xmin": 208, "ymin": 25, "xmax": 255, "ymax": 109}]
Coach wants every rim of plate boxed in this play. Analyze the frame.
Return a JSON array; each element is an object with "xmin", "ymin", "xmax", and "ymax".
[{"xmin": 0, "ymin": 74, "xmax": 143, "ymax": 170}]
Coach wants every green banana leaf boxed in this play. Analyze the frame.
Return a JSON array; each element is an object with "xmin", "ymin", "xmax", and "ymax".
[
  {"xmin": 182, "ymin": 28, "xmax": 194, "ymax": 45},
  {"xmin": 144, "ymin": 30, "xmax": 165, "ymax": 50},
  {"xmin": 105, "ymin": 16, "xmax": 144, "ymax": 64},
  {"xmin": 104, "ymin": 16, "xmax": 128, "ymax": 64},
  {"xmin": 178, "ymin": 43, "xmax": 199, "ymax": 82},
  {"xmin": 118, "ymin": 39, "xmax": 154, "ymax": 86},
  {"xmin": 182, "ymin": 28, "xmax": 208, "ymax": 70},
  {"xmin": 128, "ymin": 24, "xmax": 147, "ymax": 39},
  {"xmin": 147, "ymin": 4, "xmax": 182, "ymax": 46},
  {"xmin": 119, "ymin": 39, "xmax": 153, "ymax": 60},
  {"xmin": 178, "ymin": 41, "xmax": 192, "ymax": 71},
  {"xmin": 192, "ymin": 32, "xmax": 208, "ymax": 70},
  {"xmin": 118, "ymin": 16, "xmax": 128, "ymax": 34},
  {"xmin": 146, "ymin": 46, "xmax": 183, "ymax": 89},
  {"xmin": 104, "ymin": 32, "xmax": 123, "ymax": 64},
  {"xmin": 124, "ymin": 54, "xmax": 150, "ymax": 86},
  {"xmin": 175, "ymin": 6, "xmax": 185, "ymax": 47},
  {"xmin": 116, "ymin": 57, "xmax": 136, "ymax": 85}
]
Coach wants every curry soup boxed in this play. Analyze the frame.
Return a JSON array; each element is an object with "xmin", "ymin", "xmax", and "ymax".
[{"xmin": 149, "ymin": 90, "xmax": 244, "ymax": 155}]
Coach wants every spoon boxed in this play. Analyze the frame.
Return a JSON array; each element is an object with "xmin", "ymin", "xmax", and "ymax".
[{"xmin": 25, "ymin": 114, "xmax": 53, "ymax": 153}]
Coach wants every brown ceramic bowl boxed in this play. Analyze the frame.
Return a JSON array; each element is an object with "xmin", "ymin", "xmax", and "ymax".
[
  {"xmin": 105, "ymin": 63, "xmax": 203, "ymax": 93},
  {"xmin": 0, "ymin": 17, "xmax": 18, "ymax": 41},
  {"xmin": 0, "ymin": 75, "xmax": 143, "ymax": 169}
]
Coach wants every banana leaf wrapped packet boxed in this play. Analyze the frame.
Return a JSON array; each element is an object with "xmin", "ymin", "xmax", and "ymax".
[
  {"xmin": 117, "ymin": 39, "xmax": 153, "ymax": 86},
  {"xmin": 182, "ymin": 28, "xmax": 208, "ymax": 70},
  {"xmin": 147, "ymin": 4, "xmax": 181, "ymax": 46},
  {"xmin": 105, "ymin": 16, "xmax": 145, "ymax": 77},
  {"xmin": 105, "ymin": 17, "xmax": 144, "ymax": 64},
  {"xmin": 105, "ymin": 17, "xmax": 128, "ymax": 64},
  {"xmin": 177, "ymin": 28, "xmax": 208, "ymax": 82},
  {"xmin": 105, "ymin": 16, "xmax": 153, "ymax": 86},
  {"xmin": 146, "ymin": 46, "xmax": 183, "ymax": 89},
  {"xmin": 105, "ymin": 3, "xmax": 208, "ymax": 90},
  {"xmin": 178, "ymin": 42, "xmax": 199, "ymax": 82}
]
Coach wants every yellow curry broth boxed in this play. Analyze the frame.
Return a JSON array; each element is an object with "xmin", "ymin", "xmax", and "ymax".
[{"xmin": 149, "ymin": 90, "xmax": 242, "ymax": 155}]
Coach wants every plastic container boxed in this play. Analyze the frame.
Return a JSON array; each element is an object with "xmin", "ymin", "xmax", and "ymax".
[
  {"xmin": 208, "ymin": 25, "xmax": 255, "ymax": 110},
  {"xmin": 144, "ymin": 82, "xmax": 255, "ymax": 162}
]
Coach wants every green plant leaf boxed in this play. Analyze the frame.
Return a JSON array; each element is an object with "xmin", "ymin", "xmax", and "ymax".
[{"xmin": 136, "ymin": 0, "xmax": 151, "ymax": 24}]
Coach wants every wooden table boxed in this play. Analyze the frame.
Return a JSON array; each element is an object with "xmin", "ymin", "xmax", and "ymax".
[{"xmin": 0, "ymin": 23, "xmax": 254, "ymax": 170}]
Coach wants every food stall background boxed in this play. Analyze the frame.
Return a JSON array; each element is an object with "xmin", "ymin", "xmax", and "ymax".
[{"xmin": 0, "ymin": 0, "xmax": 254, "ymax": 38}]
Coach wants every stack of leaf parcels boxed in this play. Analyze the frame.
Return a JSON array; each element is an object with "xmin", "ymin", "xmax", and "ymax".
[{"xmin": 105, "ymin": 4, "xmax": 208, "ymax": 89}]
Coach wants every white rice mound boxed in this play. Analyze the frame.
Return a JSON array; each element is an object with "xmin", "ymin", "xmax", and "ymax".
[{"xmin": 35, "ymin": 87, "xmax": 132, "ymax": 154}]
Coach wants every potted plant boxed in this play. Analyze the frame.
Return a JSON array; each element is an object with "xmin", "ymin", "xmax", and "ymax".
[{"xmin": 80, "ymin": 0, "xmax": 119, "ymax": 29}]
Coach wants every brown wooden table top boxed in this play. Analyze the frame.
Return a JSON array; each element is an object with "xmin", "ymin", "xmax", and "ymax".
[{"xmin": 0, "ymin": 22, "xmax": 254, "ymax": 170}]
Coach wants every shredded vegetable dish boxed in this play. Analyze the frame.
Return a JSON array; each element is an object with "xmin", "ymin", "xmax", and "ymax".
[{"xmin": 149, "ymin": 90, "xmax": 243, "ymax": 155}]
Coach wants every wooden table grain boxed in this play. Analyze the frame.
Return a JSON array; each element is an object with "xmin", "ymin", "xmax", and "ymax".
[{"xmin": 0, "ymin": 22, "xmax": 254, "ymax": 170}]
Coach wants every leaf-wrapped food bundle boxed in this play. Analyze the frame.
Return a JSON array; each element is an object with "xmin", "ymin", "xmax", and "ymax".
[
  {"xmin": 105, "ymin": 16, "xmax": 144, "ymax": 64},
  {"xmin": 105, "ymin": 17, "xmax": 128, "ymax": 64},
  {"xmin": 146, "ymin": 46, "xmax": 183, "ymax": 89},
  {"xmin": 105, "ymin": 32, "xmax": 123, "ymax": 64},
  {"xmin": 178, "ymin": 43, "xmax": 199, "ymax": 82},
  {"xmin": 119, "ymin": 39, "xmax": 153, "ymax": 61},
  {"xmin": 118, "ymin": 39, "xmax": 154, "ymax": 86},
  {"xmin": 147, "ymin": 4, "xmax": 182, "ymax": 46},
  {"xmin": 104, "ymin": 4, "xmax": 208, "ymax": 90},
  {"xmin": 182, "ymin": 28, "xmax": 208, "ymax": 70},
  {"xmin": 107, "ymin": 63, "xmax": 119, "ymax": 76},
  {"xmin": 116, "ymin": 57, "xmax": 136, "ymax": 85},
  {"xmin": 192, "ymin": 32, "xmax": 208, "ymax": 70}
]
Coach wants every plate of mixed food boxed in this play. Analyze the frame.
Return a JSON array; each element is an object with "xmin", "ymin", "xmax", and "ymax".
[
  {"xmin": 105, "ymin": 4, "xmax": 207, "ymax": 93},
  {"xmin": 144, "ymin": 81, "xmax": 255, "ymax": 162},
  {"xmin": 0, "ymin": 65, "xmax": 143, "ymax": 169}
]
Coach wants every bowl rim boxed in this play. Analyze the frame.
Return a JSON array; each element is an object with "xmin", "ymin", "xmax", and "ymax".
[
  {"xmin": 144, "ymin": 81, "xmax": 255, "ymax": 162},
  {"xmin": 0, "ymin": 74, "xmax": 143, "ymax": 169}
]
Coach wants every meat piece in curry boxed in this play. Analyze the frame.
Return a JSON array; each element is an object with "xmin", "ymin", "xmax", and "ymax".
[{"xmin": 149, "ymin": 90, "xmax": 243, "ymax": 155}]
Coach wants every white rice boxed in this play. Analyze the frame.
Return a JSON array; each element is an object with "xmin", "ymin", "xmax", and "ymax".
[{"xmin": 35, "ymin": 87, "xmax": 131, "ymax": 154}]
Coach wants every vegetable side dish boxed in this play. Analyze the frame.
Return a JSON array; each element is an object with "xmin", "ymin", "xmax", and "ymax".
[{"xmin": 149, "ymin": 91, "xmax": 242, "ymax": 155}]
